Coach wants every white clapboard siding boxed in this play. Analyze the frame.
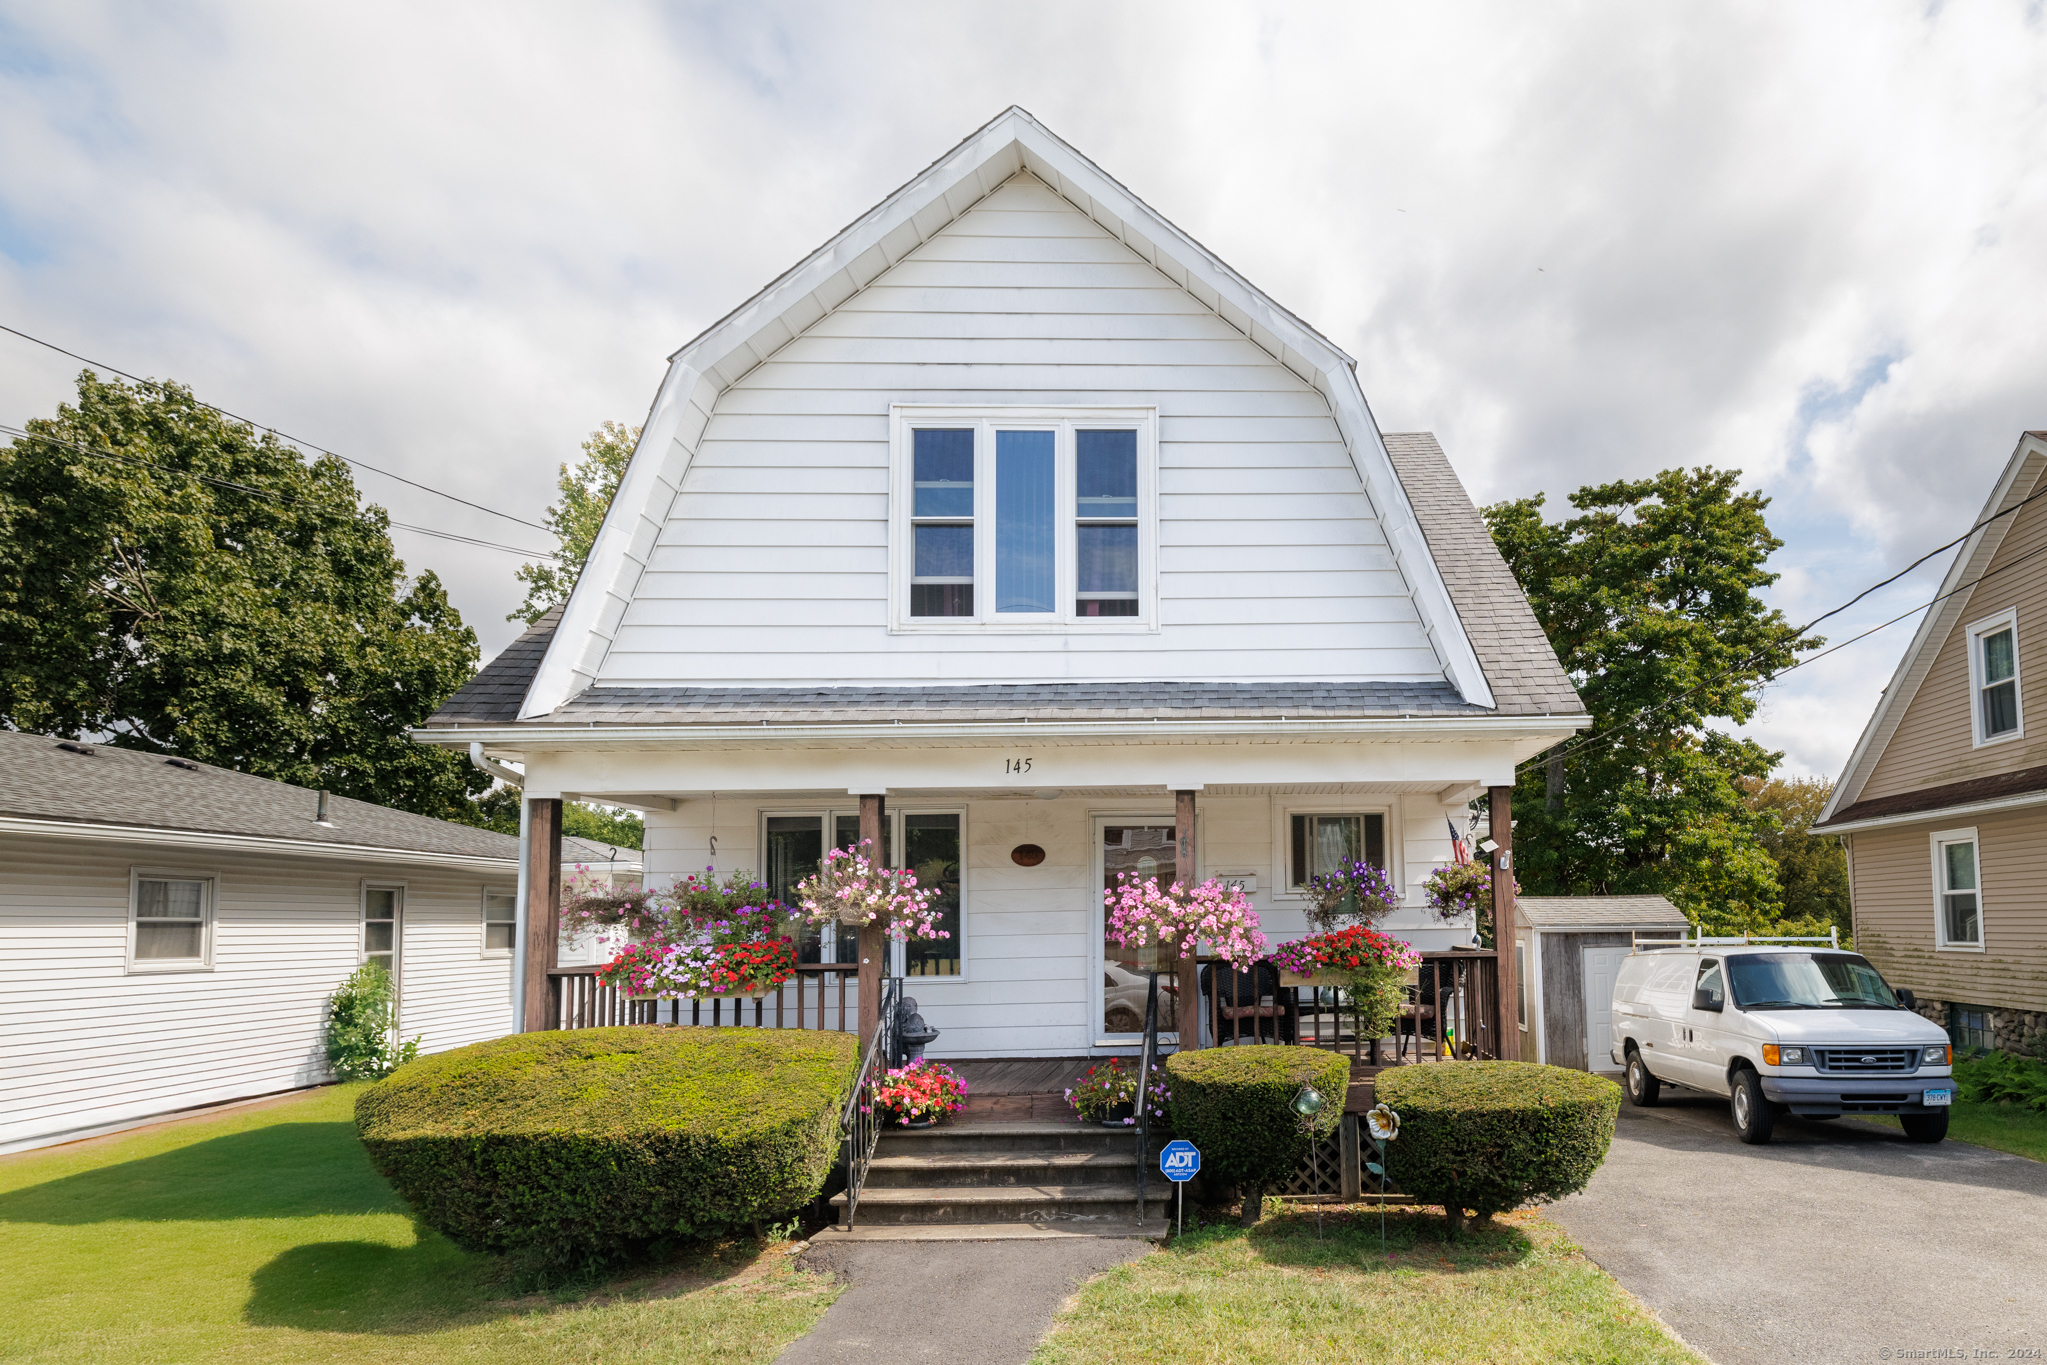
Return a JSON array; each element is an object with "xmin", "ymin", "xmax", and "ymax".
[
  {"xmin": 595, "ymin": 174, "xmax": 1440, "ymax": 688},
  {"xmin": 0, "ymin": 833, "xmax": 515, "ymax": 1150}
]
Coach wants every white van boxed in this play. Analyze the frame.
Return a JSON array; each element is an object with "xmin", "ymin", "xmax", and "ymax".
[{"xmin": 1610, "ymin": 935, "xmax": 1954, "ymax": 1145}]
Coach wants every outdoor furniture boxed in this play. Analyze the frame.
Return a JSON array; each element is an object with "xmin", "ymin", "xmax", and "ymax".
[{"xmin": 1201, "ymin": 961, "xmax": 1298, "ymax": 1045}]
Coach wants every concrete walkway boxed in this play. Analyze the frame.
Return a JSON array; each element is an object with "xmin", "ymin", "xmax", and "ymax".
[
  {"xmin": 1549, "ymin": 1094, "xmax": 2047, "ymax": 1364},
  {"xmin": 779, "ymin": 1237, "xmax": 1147, "ymax": 1364}
]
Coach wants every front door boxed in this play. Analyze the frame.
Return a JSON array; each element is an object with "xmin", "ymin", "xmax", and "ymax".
[
  {"xmin": 1096, "ymin": 821, "xmax": 1179, "ymax": 1042},
  {"xmin": 1582, "ymin": 944, "xmax": 1627, "ymax": 1072}
]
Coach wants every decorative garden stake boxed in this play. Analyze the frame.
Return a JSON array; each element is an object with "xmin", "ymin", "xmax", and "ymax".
[
  {"xmin": 1365, "ymin": 1102, "xmax": 1401, "ymax": 1253},
  {"xmin": 1292, "ymin": 1082, "xmax": 1325, "ymax": 1240}
]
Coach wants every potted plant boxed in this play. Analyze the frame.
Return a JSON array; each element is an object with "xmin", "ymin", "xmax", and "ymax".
[
  {"xmin": 1301, "ymin": 858, "xmax": 1401, "ymax": 933},
  {"xmin": 1065, "ymin": 1058, "xmax": 1172, "ymax": 1127},
  {"xmin": 871, "ymin": 1060, "xmax": 970, "ymax": 1127},
  {"xmin": 1422, "ymin": 860, "xmax": 1516, "ymax": 948},
  {"xmin": 576, "ymin": 868, "xmax": 801, "ymax": 1000},
  {"xmin": 1270, "ymin": 925, "xmax": 1422, "ymax": 1053},
  {"xmin": 1103, "ymin": 874, "xmax": 1266, "ymax": 970},
  {"xmin": 793, "ymin": 838, "xmax": 950, "ymax": 943}
]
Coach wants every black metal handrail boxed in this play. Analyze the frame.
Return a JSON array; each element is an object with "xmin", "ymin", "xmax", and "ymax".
[
  {"xmin": 1133, "ymin": 969, "xmax": 1161, "ymax": 1221},
  {"xmin": 837, "ymin": 976, "xmax": 903, "ymax": 1229}
]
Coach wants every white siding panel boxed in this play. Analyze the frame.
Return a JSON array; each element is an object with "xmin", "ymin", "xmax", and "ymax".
[
  {"xmin": 595, "ymin": 174, "xmax": 1439, "ymax": 688},
  {"xmin": 0, "ymin": 834, "xmax": 514, "ymax": 1150}
]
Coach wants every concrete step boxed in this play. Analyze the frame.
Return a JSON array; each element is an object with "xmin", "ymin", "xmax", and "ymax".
[
  {"xmin": 863, "ymin": 1150, "xmax": 1142, "ymax": 1188},
  {"xmin": 829, "ymin": 1182, "xmax": 1167, "ymax": 1226},
  {"xmin": 808, "ymin": 1218, "xmax": 1168, "ymax": 1243},
  {"xmin": 875, "ymin": 1121, "xmax": 1153, "ymax": 1156}
]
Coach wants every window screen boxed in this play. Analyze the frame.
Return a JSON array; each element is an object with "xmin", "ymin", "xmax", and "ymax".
[
  {"xmin": 1979, "ymin": 626, "xmax": 2019, "ymax": 737},
  {"xmin": 1289, "ymin": 813, "xmax": 1387, "ymax": 886},
  {"xmin": 135, "ymin": 878, "xmax": 206, "ymax": 961},
  {"xmin": 484, "ymin": 889, "xmax": 516, "ymax": 952},
  {"xmin": 1939, "ymin": 838, "xmax": 1981, "ymax": 946}
]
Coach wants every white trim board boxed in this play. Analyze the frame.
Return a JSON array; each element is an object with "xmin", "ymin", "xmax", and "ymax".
[
  {"xmin": 0, "ymin": 816, "xmax": 518, "ymax": 872},
  {"xmin": 522, "ymin": 106, "xmax": 1493, "ymax": 719}
]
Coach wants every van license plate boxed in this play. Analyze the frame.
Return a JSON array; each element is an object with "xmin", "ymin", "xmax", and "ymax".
[{"xmin": 1922, "ymin": 1088, "xmax": 1953, "ymax": 1107}]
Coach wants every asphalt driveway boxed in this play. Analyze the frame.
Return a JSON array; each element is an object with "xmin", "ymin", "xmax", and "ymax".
[{"xmin": 1548, "ymin": 1093, "xmax": 2047, "ymax": 1365}]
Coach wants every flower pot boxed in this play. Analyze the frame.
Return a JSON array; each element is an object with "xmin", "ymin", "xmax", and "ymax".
[
  {"xmin": 1278, "ymin": 970, "xmax": 1352, "ymax": 989},
  {"xmin": 1099, "ymin": 1101, "xmax": 1135, "ymax": 1127},
  {"xmin": 898, "ymin": 1117, "xmax": 936, "ymax": 1129}
]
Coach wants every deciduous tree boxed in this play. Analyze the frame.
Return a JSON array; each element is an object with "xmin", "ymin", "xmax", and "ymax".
[{"xmin": 511, "ymin": 420, "xmax": 638, "ymax": 624}]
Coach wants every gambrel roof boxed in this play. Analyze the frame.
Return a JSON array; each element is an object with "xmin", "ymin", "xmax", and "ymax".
[{"xmin": 427, "ymin": 108, "xmax": 1580, "ymax": 734}]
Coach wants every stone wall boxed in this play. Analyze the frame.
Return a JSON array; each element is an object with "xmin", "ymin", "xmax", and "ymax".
[{"xmin": 1991, "ymin": 1007, "xmax": 2047, "ymax": 1058}]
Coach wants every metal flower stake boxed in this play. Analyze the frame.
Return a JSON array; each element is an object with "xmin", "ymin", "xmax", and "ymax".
[
  {"xmin": 1365, "ymin": 1102, "xmax": 1401, "ymax": 1253},
  {"xmin": 1292, "ymin": 1082, "xmax": 1326, "ymax": 1240}
]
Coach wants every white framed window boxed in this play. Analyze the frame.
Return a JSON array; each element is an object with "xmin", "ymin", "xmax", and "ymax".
[
  {"xmin": 127, "ymin": 869, "xmax": 215, "ymax": 972},
  {"xmin": 760, "ymin": 807, "xmax": 968, "ymax": 979},
  {"xmin": 363, "ymin": 883, "xmax": 405, "ymax": 980},
  {"xmin": 1930, "ymin": 828, "xmax": 1984, "ymax": 951},
  {"xmin": 889, "ymin": 405, "xmax": 1158, "ymax": 632},
  {"xmin": 1967, "ymin": 610, "xmax": 2022, "ymax": 745},
  {"xmin": 483, "ymin": 887, "xmax": 516, "ymax": 953},
  {"xmin": 1516, "ymin": 939, "xmax": 1528, "ymax": 1030},
  {"xmin": 1281, "ymin": 809, "xmax": 1391, "ymax": 893}
]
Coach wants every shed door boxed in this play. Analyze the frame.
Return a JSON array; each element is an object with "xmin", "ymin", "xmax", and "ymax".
[{"xmin": 1582, "ymin": 945, "xmax": 1628, "ymax": 1073}]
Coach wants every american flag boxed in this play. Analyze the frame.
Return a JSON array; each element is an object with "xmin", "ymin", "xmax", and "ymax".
[{"xmin": 1447, "ymin": 816, "xmax": 1470, "ymax": 865}]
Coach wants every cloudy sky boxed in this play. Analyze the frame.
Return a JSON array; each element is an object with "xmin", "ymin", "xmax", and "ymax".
[{"xmin": 4, "ymin": 2, "xmax": 2044, "ymax": 778}]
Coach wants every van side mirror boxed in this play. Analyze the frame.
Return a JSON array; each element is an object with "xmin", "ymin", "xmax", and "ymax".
[
  {"xmin": 1896, "ymin": 987, "xmax": 1916, "ymax": 1010},
  {"xmin": 1690, "ymin": 986, "xmax": 1724, "ymax": 1013}
]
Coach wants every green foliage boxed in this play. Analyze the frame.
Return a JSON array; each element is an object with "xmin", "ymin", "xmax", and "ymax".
[
  {"xmin": 1485, "ymin": 469, "xmax": 1821, "ymax": 934},
  {"xmin": 324, "ymin": 963, "xmax": 421, "ymax": 1080},
  {"xmin": 1377, "ymin": 1062, "xmax": 1620, "ymax": 1226},
  {"xmin": 1343, "ymin": 961, "xmax": 1409, "ymax": 1041},
  {"xmin": 1741, "ymin": 776, "xmax": 1851, "ymax": 939},
  {"xmin": 1955, "ymin": 1049, "xmax": 2047, "ymax": 1113},
  {"xmin": 1165, "ymin": 1045, "xmax": 1348, "ymax": 1197},
  {"xmin": 512, "ymin": 421, "xmax": 638, "ymax": 625},
  {"xmin": 464, "ymin": 787, "xmax": 644, "ymax": 850},
  {"xmin": 0, "ymin": 372, "xmax": 487, "ymax": 820},
  {"xmin": 356, "ymin": 1027, "xmax": 858, "ymax": 1272}
]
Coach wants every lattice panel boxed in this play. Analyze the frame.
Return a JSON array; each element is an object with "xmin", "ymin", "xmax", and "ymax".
[{"xmin": 1278, "ymin": 1126, "xmax": 1347, "ymax": 1198}]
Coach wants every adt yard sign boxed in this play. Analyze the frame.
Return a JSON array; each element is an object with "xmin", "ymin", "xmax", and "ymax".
[{"xmin": 1160, "ymin": 1140, "xmax": 1199, "ymax": 1182}]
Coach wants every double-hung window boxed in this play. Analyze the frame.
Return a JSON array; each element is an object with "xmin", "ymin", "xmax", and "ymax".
[
  {"xmin": 129, "ymin": 871, "xmax": 214, "ymax": 971},
  {"xmin": 1287, "ymin": 812, "xmax": 1388, "ymax": 889},
  {"xmin": 483, "ymin": 888, "xmax": 516, "ymax": 952},
  {"xmin": 1968, "ymin": 611, "xmax": 2022, "ymax": 744},
  {"xmin": 762, "ymin": 809, "xmax": 964, "ymax": 977},
  {"xmin": 892, "ymin": 407, "xmax": 1157, "ymax": 630},
  {"xmin": 1932, "ymin": 829, "xmax": 1984, "ymax": 950}
]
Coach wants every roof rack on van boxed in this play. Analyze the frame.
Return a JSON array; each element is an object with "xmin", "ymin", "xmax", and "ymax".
[{"xmin": 1630, "ymin": 928, "xmax": 1840, "ymax": 952}]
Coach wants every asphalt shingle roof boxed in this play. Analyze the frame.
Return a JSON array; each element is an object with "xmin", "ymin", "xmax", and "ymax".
[
  {"xmin": 425, "ymin": 605, "xmax": 562, "ymax": 725},
  {"xmin": 1517, "ymin": 895, "xmax": 1688, "ymax": 929},
  {"xmin": 0, "ymin": 729, "xmax": 519, "ymax": 861}
]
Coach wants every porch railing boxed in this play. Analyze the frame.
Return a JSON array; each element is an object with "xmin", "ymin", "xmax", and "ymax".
[
  {"xmin": 544, "ymin": 963, "xmax": 865, "ymax": 1032},
  {"xmin": 1290, "ymin": 950, "xmax": 1503, "ymax": 1064},
  {"xmin": 838, "ymin": 977, "xmax": 903, "ymax": 1229}
]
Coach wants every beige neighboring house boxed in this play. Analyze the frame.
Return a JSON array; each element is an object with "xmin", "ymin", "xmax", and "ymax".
[
  {"xmin": 1814, "ymin": 429, "xmax": 2047, "ymax": 1056},
  {"xmin": 0, "ymin": 729, "xmax": 527, "ymax": 1152}
]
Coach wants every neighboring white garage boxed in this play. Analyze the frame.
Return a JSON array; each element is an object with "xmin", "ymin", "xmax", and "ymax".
[{"xmin": 1516, "ymin": 894, "xmax": 1689, "ymax": 1072}]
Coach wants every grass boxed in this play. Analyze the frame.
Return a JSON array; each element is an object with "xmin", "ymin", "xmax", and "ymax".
[
  {"xmin": 1854, "ymin": 1101, "xmax": 2047, "ymax": 1162},
  {"xmin": 0, "ymin": 1084, "xmax": 840, "ymax": 1365},
  {"xmin": 1032, "ymin": 1204, "xmax": 1702, "ymax": 1365}
]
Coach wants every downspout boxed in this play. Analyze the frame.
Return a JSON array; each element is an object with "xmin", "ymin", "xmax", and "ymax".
[{"xmin": 471, "ymin": 743, "xmax": 528, "ymax": 1033}]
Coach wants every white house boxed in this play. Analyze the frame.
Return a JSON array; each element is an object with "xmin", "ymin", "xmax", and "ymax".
[
  {"xmin": 414, "ymin": 108, "xmax": 1586, "ymax": 1059},
  {"xmin": 0, "ymin": 729, "xmax": 544, "ymax": 1152}
]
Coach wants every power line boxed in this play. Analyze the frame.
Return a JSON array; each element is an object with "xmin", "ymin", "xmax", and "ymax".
[
  {"xmin": 0, "ymin": 423, "xmax": 559, "ymax": 560},
  {"xmin": 0, "ymin": 321, "xmax": 554, "ymax": 533}
]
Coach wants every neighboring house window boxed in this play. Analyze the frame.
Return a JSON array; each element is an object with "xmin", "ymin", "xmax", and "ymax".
[
  {"xmin": 1968, "ymin": 611, "xmax": 2022, "ymax": 744},
  {"xmin": 483, "ymin": 888, "xmax": 516, "ymax": 952},
  {"xmin": 364, "ymin": 885, "xmax": 404, "ymax": 976},
  {"xmin": 1948, "ymin": 1003, "xmax": 1993, "ymax": 1053},
  {"xmin": 130, "ymin": 872, "xmax": 214, "ymax": 970},
  {"xmin": 1931, "ymin": 829, "xmax": 1983, "ymax": 949},
  {"xmin": 1288, "ymin": 812, "xmax": 1388, "ymax": 888},
  {"xmin": 1515, "ymin": 939, "xmax": 1528, "ymax": 1030},
  {"xmin": 892, "ymin": 407, "xmax": 1157, "ymax": 630}
]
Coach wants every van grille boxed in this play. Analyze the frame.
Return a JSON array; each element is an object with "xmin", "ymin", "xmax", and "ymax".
[{"xmin": 1813, "ymin": 1048, "xmax": 1916, "ymax": 1074}]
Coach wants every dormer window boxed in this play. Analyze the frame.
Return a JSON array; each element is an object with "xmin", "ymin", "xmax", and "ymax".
[
  {"xmin": 1967, "ymin": 610, "xmax": 2022, "ymax": 745},
  {"xmin": 891, "ymin": 407, "xmax": 1157, "ymax": 632}
]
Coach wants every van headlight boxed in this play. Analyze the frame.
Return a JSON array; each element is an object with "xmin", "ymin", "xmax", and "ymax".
[
  {"xmin": 1761, "ymin": 1045, "xmax": 1806, "ymax": 1066},
  {"xmin": 1923, "ymin": 1044, "xmax": 1951, "ymax": 1066}
]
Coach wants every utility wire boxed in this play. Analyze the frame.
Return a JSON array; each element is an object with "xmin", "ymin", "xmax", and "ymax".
[
  {"xmin": 0, "ymin": 423, "xmax": 560, "ymax": 560},
  {"xmin": 0, "ymin": 321, "xmax": 553, "ymax": 533}
]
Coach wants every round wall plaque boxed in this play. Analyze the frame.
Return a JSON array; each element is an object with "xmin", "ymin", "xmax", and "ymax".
[{"xmin": 1010, "ymin": 843, "xmax": 1046, "ymax": 867}]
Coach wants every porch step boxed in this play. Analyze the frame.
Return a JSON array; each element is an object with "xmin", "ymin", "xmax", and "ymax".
[
  {"xmin": 864, "ymin": 1150, "xmax": 1142, "ymax": 1188},
  {"xmin": 874, "ymin": 1121, "xmax": 1150, "ymax": 1156},
  {"xmin": 829, "ymin": 1182, "xmax": 1167, "ymax": 1226},
  {"xmin": 808, "ymin": 1218, "xmax": 1167, "ymax": 1243}
]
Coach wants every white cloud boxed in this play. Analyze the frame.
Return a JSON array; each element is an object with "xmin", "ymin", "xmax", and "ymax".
[{"xmin": 2, "ymin": 0, "xmax": 2044, "ymax": 780}]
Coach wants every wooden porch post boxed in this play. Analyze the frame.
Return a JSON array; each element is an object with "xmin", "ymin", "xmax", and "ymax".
[
  {"xmin": 858, "ymin": 792, "xmax": 886, "ymax": 1047},
  {"xmin": 1175, "ymin": 789, "xmax": 1201, "ymax": 1050},
  {"xmin": 522, "ymin": 797, "xmax": 564, "ymax": 1033},
  {"xmin": 1489, "ymin": 785, "xmax": 1521, "ymax": 1061}
]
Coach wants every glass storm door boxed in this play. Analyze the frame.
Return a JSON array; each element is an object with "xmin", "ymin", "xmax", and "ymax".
[{"xmin": 1099, "ymin": 823, "xmax": 1178, "ymax": 1038}]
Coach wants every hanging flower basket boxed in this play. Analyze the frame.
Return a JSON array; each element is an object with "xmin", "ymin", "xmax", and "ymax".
[
  {"xmin": 1302, "ymin": 859, "xmax": 1402, "ymax": 933},
  {"xmin": 1103, "ymin": 874, "xmax": 1266, "ymax": 969},
  {"xmin": 793, "ymin": 839, "xmax": 950, "ymax": 942}
]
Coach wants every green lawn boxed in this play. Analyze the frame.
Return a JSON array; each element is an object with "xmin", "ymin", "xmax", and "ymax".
[
  {"xmin": 1854, "ymin": 1102, "xmax": 2047, "ymax": 1162},
  {"xmin": 1032, "ymin": 1205, "xmax": 1701, "ymax": 1365},
  {"xmin": 0, "ymin": 1084, "xmax": 838, "ymax": 1364}
]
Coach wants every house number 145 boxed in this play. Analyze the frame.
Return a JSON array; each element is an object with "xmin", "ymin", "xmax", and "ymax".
[{"xmin": 1005, "ymin": 757, "xmax": 1034, "ymax": 775}]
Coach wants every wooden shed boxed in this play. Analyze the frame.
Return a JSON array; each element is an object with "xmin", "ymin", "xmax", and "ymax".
[{"xmin": 1515, "ymin": 895, "xmax": 1689, "ymax": 1073}]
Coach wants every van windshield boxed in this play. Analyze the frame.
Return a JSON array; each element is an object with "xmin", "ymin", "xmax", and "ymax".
[{"xmin": 1727, "ymin": 953, "xmax": 1899, "ymax": 1010}]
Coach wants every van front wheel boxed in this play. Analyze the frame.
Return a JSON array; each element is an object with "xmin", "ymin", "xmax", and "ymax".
[
  {"xmin": 1625, "ymin": 1048, "xmax": 1661, "ymax": 1107},
  {"xmin": 1900, "ymin": 1111, "xmax": 1949, "ymax": 1144},
  {"xmin": 1730, "ymin": 1068, "xmax": 1776, "ymax": 1145}
]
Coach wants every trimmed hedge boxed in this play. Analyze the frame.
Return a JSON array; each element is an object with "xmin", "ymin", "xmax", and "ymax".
[
  {"xmin": 1376, "ymin": 1061, "xmax": 1620, "ymax": 1229},
  {"xmin": 355, "ymin": 1026, "xmax": 858, "ymax": 1268},
  {"xmin": 1166, "ymin": 1045, "xmax": 1349, "ymax": 1220}
]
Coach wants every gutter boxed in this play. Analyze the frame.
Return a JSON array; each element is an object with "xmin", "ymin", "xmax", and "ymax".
[
  {"xmin": 1812, "ymin": 786, "xmax": 2047, "ymax": 836},
  {"xmin": 0, "ymin": 816, "xmax": 516, "ymax": 870}
]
